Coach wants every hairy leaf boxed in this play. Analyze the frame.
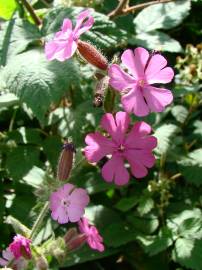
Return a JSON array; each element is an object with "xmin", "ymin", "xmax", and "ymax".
[
  {"xmin": 134, "ymin": 0, "xmax": 191, "ymax": 33},
  {"xmin": 0, "ymin": 49, "xmax": 80, "ymax": 123}
]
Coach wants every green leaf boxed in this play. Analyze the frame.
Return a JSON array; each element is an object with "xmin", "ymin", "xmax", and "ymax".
[
  {"xmin": 154, "ymin": 124, "xmax": 179, "ymax": 155},
  {"xmin": 61, "ymin": 245, "xmax": 119, "ymax": 267},
  {"xmin": 0, "ymin": 19, "xmax": 41, "ymax": 66},
  {"xmin": 137, "ymin": 196, "xmax": 154, "ymax": 216},
  {"xmin": 171, "ymin": 105, "xmax": 188, "ymax": 123},
  {"xmin": 130, "ymin": 31, "xmax": 182, "ymax": 53},
  {"xmin": 42, "ymin": 6, "xmax": 127, "ymax": 50},
  {"xmin": 0, "ymin": 93, "xmax": 19, "ymax": 108},
  {"xmin": 5, "ymin": 215, "xmax": 31, "ymax": 236},
  {"xmin": 127, "ymin": 213, "xmax": 159, "ymax": 234},
  {"xmin": 178, "ymin": 149, "xmax": 202, "ymax": 186},
  {"xmin": 178, "ymin": 218, "xmax": 202, "ymax": 239},
  {"xmin": 103, "ymin": 221, "xmax": 137, "ymax": 248},
  {"xmin": 167, "ymin": 208, "xmax": 202, "ymax": 235},
  {"xmin": 134, "ymin": 0, "xmax": 191, "ymax": 33},
  {"xmin": 137, "ymin": 227, "xmax": 173, "ymax": 256},
  {"xmin": 0, "ymin": 49, "xmax": 80, "ymax": 123},
  {"xmin": 193, "ymin": 120, "xmax": 202, "ymax": 137},
  {"xmin": 42, "ymin": 136, "xmax": 62, "ymax": 171},
  {"xmin": 23, "ymin": 166, "xmax": 46, "ymax": 188},
  {"xmin": 0, "ymin": 0, "xmax": 17, "ymax": 20},
  {"xmin": 115, "ymin": 196, "xmax": 139, "ymax": 212},
  {"xmin": 173, "ymin": 238, "xmax": 202, "ymax": 270},
  {"xmin": 6, "ymin": 145, "xmax": 41, "ymax": 180}
]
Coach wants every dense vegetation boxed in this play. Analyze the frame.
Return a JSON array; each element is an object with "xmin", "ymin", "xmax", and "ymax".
[{"xmin": 0, "ymin": 0, "xmax": 202, "ymax": 269}]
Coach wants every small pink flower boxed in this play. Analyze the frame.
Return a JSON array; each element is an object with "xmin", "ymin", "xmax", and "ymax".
[
  {"xmin": 45, "ymin": 9, "xmax": 94, "ymax": 61},
  {"xmin": 9, "ymin": 234, "xmax": 31, "ymax": 260},
  {"xmin": 78, "ymin": 217, "xmax": 104, "ymax": 252},
  {"xmin": 84, "ymin": 111, "xmax": 157, "ymax": 185},
  {"xmin": 108, "ymin": 47, "xmax": 174, "ymax": 116},
  {"xmin": 0, "ymin": 247, "xmax": 28, "ymax": 270},
  {"xmin": 50, "ymin": 183, "xmax": 89, "ymax": 224}
]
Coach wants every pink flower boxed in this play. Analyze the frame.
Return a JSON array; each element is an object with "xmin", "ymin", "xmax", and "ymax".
[
  {"xmin": 108, "ymin": 47, "xmax": 174, "ymax": 116},
  {"xmin": 78, "ymin": 217, "xmax": 104, "ymax": 252},
  {"xmin": 0, "ymin": 247, "xmax": 28, "ymax": 270},
  {"xmin": 84, "ymin": 111, "xmax": 157, "ymax": 185},
  {"xmin": 9, "ymin": 234, "xmax": 31, "ymax": 260},
  {"xmin": 45, "ymin": 9, "xmax": 94, "ymax": 61},
  {"xmin": 50, "ymin": 183, "xmax": 90, "ymax": 224}
]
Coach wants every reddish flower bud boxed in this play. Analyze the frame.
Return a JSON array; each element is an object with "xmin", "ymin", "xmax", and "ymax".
[
  {"xmin": 77, "ymin": 40, "xmax": 108, "ymax": 70},
  {"xmin": 64, "ymin": 228, "xmax": 78, "ymax": 244},
  {"xmin": 67, "ymin": 234, "xmax": 87, "ymax": 252},
  {"xmin": 57, "ymin": 143, "xmax": 75, "ymax": 181}
]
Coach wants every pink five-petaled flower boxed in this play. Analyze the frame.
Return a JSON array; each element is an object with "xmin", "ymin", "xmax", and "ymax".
[
  {"xmin": 109, "ymin": 47, "xmax": 174, "ymax": 116},
  {"xmin": 9, "ymin": 234, "xmax": 32, "ymax": 260},
  {"xmin": 78, "ymin": 217, "xmax": 104, "ymax": 252},
  {"xmin": 84, "ymin": 111, "xmax": 157, "ymax": 186},
  {"xmin": 50, "ymin": 183, "xmax": 89, "ymax": 224},
  {"xmin": 45, "ymin": 9, "xmax": 94, "ymax": 61},
  {"xmin": 0, "ymin": 247, "xmax": 27, "ymax": 270}
]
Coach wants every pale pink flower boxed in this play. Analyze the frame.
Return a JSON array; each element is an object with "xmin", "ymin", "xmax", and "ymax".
[
  {"xmin": 45, "ymin": 9, "xmax": 94, "ymax": 61},
  {"xmin": 9, "ymin": 234, "xmax": 31, "ymax": 260},
  {"xmin": 0, "ymin": 247, "xmax": 28, "ymax": 270},
  {"xmin": 109, "ymin": 47, "xmax": 174, "ymax": 116},
  {"xmin": 50, "ymin": 183, "xmax": 89, "ymax": 224},
  {"xmin": 78, "ymin": 217, "xmax": 104, "ymax": 252},
  {"xmin": 84, "ymin": 111, "xmax": 157, "ymax": 185}
]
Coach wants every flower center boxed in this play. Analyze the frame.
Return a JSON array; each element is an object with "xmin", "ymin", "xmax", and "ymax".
[
  {"xmin": 61, "ymin": 199, "xmax": 70, "ymax": 207},
  {"xmin": 138, "ymin": 79, "xmax": 145, "ymax": 87},
  {"xmin": 118, "ymin": 144, "xmax": 125, "ymax": 152}
]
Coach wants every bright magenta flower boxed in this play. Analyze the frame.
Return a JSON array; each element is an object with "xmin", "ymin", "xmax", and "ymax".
[
  {"xmin": 9, "ymin": 234, "xmax": 31, "ymax": 260},
  {"xmin": 45, "ymin": 9, "xmax": 94, "ymax": 61},
  {"xmin": 109, "ymin": 47, "xmax": 174, "ymax": 116},
  {"xmin": 84, "ymin": 111, "xmax": 157, "ymax": 186},
  {"xmin": 0, "ymin": 247, "xmax": 27, "ymax": 270},
  {"xmin": 50, "ymin": 183, "xmax": 89, "ymax": 224},
  {"xmin": 78, "ymin": 217, "xmax": 104, "ymax": 252}
]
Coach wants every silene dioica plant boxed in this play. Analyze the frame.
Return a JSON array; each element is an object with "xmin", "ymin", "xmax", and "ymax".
[{"xmin": 0, "ymin": 0, "xmax": 202, "ymax": 269}]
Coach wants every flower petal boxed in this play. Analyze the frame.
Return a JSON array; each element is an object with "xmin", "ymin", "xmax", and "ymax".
[
  {"xmin": 45, "ymin": 36, "xmax": 77, "ymax": 61},
  {"xmin": 68, "ymin": 188, "xmax": 90, "ymax": 222},
  {"xmin": 121, "ymin": 47, "xmax": 149, "ymax": 78},
  {"xmin": 146, "ymin": 67, "xmax": 174, "ymax": 84},
  {"xmin": 51, "ymin": 207, "xmax": 69, "ymax": 224},
  {"xmin": 85, "ymin": 132, "xmax": 115, "ymax": 162},
  {"xmin": 121, "ymin": 86, "xmax": 150, "ymax": 116},
  {"xmin": 69, "ymin": 188, "xmax": 90, "ymax": 208},
  {"xmin": 101, "ymin": 112, "xmax": 130, "ymax": 144},
  {"xmin": 61, "ymin": 18, "xmax": 72, "ymax": 32},
  {"xmin": 143, "ymin": 86, "xmax": 173, "ymax": 112},
  {"xmin": 125, "ymin": 150, "xmax": 149, "ymax": 178},
  {"xmin": 145, "ymin": 54, "xmax": 167, "ymax": 80},
  {"xmin": 108, "ymin": 64, "xmax": 135, "ymax": 91},
  {"xmin": 101, "ymin": 154, "xmax": 129, "ymax": 185},
  {"xmin": 74, "ymin": 9, "xmax": 94, "ymax": 37}
]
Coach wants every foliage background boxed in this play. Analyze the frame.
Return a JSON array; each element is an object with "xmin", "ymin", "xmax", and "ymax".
[{"xmin": 0, "ymin": 0, "xmax": 202, "ymax": 269}]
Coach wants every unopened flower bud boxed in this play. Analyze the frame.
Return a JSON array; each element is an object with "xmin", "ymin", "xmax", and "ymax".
[
  {"xmin": 36, "ymin": 255, "xmax": 48, "ymax": 270},
  {"xmin": 67, "ymin": 234, "xmax": 87, "ymax": 252},
  {"xmin": 57, "ymin": 142, "xmax": 75, "ymax": 181},
  {"xmin": 64, "ymin": 228, "xmax": 78, "ymax": 244},
  {"xmin": 77, "ymin": 40, "xmax": 108, "ymax": 70},
  {"xmin": 93, "ymin": 76, "xmax": 109, "ymax": 107}
]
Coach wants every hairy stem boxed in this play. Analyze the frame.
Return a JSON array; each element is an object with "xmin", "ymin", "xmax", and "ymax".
[
  {"xmin": 30, "ymin": 201, "xmax": 49, "ymax": 240},
  {"xmin": 109, "ymin": 0, "xmax": 175, "ymax": 19}
]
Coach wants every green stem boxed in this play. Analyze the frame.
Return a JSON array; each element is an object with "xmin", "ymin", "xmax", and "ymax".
[
  {"xmin": 30, "ymin": 201, "xmax": 49, "ymax": 240},
  {"xmin": 18, "ymin": 0, "xmax": 42, "ymax": 26}
]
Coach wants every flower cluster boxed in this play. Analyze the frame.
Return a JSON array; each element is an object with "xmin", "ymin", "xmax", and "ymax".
[
  {"xmin": 46, "ymin": 8, "xmax": 174, "ymax": 256},
  {"xmin": 0, "ymin": 235, "xmax": 31, "ymax": 269}
]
